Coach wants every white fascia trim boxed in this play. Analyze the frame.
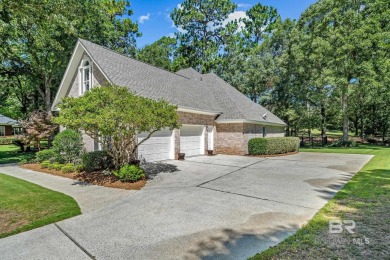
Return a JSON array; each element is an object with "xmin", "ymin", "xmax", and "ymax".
[
  {"xmin": 51, "ymin": 42, "xmax": 81, "ymax": 111},
  {"xmin": 216, "ymin": 119, "xmax": 286, "ymax": 127},
  {"xmin": 177, "ymin": 106, "xmax": 222, "ymax": 116}
]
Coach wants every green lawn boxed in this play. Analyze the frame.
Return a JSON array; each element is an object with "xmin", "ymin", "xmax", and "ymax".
[
  {"xmin": 251, "ymin": 144, "xmax": 390, "ymax": 259},
  {"xmin": 0, "ymin": 145, "xmax": 35, "ymax": 164},
  {"xmin": 0, "ymin": 173, "xmax": 81, "ymax": 238}
]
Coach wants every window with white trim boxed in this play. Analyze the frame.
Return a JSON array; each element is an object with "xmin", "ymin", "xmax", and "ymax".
[
  {"xmin": 80, "ymin": 58, "xmax": 92, "ymax": 94},
  {"xmin": 12, "ymin": 127, "xmax": 23, "ymax": 135},
  {"xmin": 0, "ymin": 126, "xmax": 5, "ymax": 136}
]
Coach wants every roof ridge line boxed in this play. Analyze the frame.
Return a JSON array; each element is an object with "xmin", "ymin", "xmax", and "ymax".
[{"xmin": 78, "ymin": 38, "xmax": 191, "ymax": 80}]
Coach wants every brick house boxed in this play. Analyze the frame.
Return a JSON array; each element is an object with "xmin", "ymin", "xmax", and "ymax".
[
  {"xmin": 0, "ymin": 114, "xmax": 22, "ymax": 137},
  {"xmin": 52, "ymin": 39, "xmax": 286, "ymax": 161}
]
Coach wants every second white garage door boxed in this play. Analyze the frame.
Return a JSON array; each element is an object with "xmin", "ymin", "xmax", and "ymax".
[
  {"xmin": 180, "ymin": 125, "xmax": 205, "ymax": 157},
  {"xmin": 137, "ymin": 129, "xmax": 173, "ymax": 162}
]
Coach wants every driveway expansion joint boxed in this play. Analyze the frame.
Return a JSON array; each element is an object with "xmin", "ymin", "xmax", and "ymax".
[
  {"xmin": 196, "ymin": 159, "xmax": 268, "ymax": 187},
  {"xmin": 54, "ymin": 224, "xmax": 96, "ymax": 260},
  {"xmin": 198, "ymin": 186, "xmax": 319, "ymax": 210}
]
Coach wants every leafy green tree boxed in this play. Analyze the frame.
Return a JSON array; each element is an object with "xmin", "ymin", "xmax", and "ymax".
[
  {"xmin": 298, "ymin": 0, "xmax": 388, "ymax": 141},
  {"xmin": 137, "ymin": 37, "xmax": 177, "ymax": 71},
  {"xmin": 241, "ymin": 3, "xmax": 280, "ymax": 46},
  {"xmin": 171, "ymin": 0, "xmax": 237, "ymax": 73},
  {"xmin": 54, "ymin": 85, "xmax": 179, "ymax": 168},
  {"xmin": 0, "ymin": 0, "xmax": 140, "ymax": 114}
]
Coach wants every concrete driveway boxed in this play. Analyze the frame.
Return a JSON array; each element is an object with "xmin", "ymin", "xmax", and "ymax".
[{"xmin": 0, "ymin": 152, "xmax": 372, "ymax": 260}]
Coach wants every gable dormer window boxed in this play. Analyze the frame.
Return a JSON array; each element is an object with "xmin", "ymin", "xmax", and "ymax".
[{"xmin": 80, "ymin": 58, "xmax": 92, "ymax": 94}]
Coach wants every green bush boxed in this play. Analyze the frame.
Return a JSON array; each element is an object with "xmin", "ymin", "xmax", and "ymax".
[
  {"xmin": 36, "ymin": 149, "xmax": 58, "ymax": 163},
  {"xmin": 53, "ymin": 163, "xmax": 65, "ymax": 171},
  {"xmin": 329, "ymin": 139, "xmax": 358, "ymax": 147},
  {"xmin": 40, "ymin": 161, "xmax": 51, "ymax": 168},
  {"xmin": 47, "ymin": 163, "xmax": 56, "ymax": 170},
  {"xmin": 0, "ymin": 138, "xmax": 15, "ymax": 145},
  {"xmin": 82, "ymin": 151, "xmax": 113, "ymax": 172},
  {"xmin": 113, "ymin": 164, "xmax": 145, "ymax": 182},
  {"xmin": 74, "ymin": 164, "xmax": 85, "ymax": 172},
  {"xmin": 61, "ymin": 164, "xmax": 75, "ymax": 174},
  {"xmin": 52, "ymin": 130, "xmax": 83, "ymax": 163},
  {"xmin": 248, "ymin": 137, "xmax": 300, "ymax": 155}
]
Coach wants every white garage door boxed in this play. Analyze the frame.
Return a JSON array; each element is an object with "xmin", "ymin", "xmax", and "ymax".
[
  {"xmin": 180, "ymin": 125, "xmax": 204, "ymax": 157},
  {"xmin": 137, "ymin": 129, "xmax": 173, "ymax": 162}
]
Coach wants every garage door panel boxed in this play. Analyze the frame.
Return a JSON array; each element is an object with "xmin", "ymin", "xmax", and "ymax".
[
  {"xmin": 137, "ymin": 129, "xmax": 173, "ymax": 162},
  {"xmin": 180, "ymin": 125, "xmax": 204, "ymax": 157}
]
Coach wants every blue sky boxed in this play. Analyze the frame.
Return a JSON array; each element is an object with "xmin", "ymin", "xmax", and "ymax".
[{"xmin": 130, "ymin": 0, "xmax": 318, "ymax": 48}]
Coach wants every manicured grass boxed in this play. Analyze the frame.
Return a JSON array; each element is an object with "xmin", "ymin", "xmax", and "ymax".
[
  {"xmin": 251, "ymin": 144, "xmax": 390, "ymax": 259},
  {"xmin": 0, "ymin": 173, "xmax": 81, "ymax": 238},
  {"xmin": 0, "ymin": 145, "xmax": 35, "ymax": 164}
]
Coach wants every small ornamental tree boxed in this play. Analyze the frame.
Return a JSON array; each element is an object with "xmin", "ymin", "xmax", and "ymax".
[
  {"xmin": 19, "ymin": 111, "xmax": 59, "ymax": 150},
  {"xmin": 54, "ymin": 85, "xmax": 179, "ymax": 168}
]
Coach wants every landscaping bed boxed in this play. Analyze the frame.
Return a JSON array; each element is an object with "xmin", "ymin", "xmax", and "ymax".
[{"xmin": 21, "ymin": 163, "xmax": 146, "ymax": 190}]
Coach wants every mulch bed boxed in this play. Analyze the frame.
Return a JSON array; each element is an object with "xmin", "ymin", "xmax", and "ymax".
[
  {"xmin": 245, "ymin": 151, "xmax": 299, "ymax": 158},
  {"xmin": 20, "ymin": 164, "xmax": 146, "ymax": 190}
]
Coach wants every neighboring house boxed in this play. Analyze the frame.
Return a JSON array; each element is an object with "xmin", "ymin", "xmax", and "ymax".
[
  {"xmin": 0, "ymin": 114, "xmax": 22, "ymax": 137},
  {"xmin": 52, "ymin": 39, "xmax": 286, "ymax": 161}
]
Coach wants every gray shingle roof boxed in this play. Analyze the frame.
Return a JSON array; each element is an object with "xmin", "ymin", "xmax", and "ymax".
[
  {"xmin": 0, "ymin": 114, "xmax": 19, "ymax": 126},
  {"xmin": 79, "ymin": 39, "xmax": 221, "ymax": 113},
  {"xmin": 79, "ymin": 39, "xmax": 285, "ymax": 126},
  {"xmin": 201, "ymin": 73, "xmax": 286, "ymax": 125}
]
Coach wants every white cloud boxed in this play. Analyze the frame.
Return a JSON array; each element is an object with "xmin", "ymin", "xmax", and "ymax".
[
  {"xmin": 237, "ymin": 3, "xmax": 251, "ymax": 8},
  {"xmin": 167, "ymin": 33, "xmax": 176, "ymax": 38},
  {"xmin": 139, "ymin": 13, "xmax": 151, "ymax": 24},
  {"xmin": 223, "ymin": 11, "xmax": 248, "ymax": 30}
]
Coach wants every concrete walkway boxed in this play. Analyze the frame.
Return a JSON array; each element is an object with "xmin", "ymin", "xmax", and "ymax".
[
  {"xmin": 0, "ymin": 153, "xmax": 373, "ymax": 259},
  {"xmin": 0, "ymin": 164, "xmax": 134, "ymax": 213}
]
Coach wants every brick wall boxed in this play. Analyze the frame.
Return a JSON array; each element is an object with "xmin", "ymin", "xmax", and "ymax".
[
  {"xmin": 215, "ymin": 123, "xmax": 246, "ymax": 155},
  {"xmin": 3, "ymin": 126, "xmax": 13, "ymax": 136},
  {"xmin": 177, "ymin": 111, "xmax": 215, "ymax": 125}
]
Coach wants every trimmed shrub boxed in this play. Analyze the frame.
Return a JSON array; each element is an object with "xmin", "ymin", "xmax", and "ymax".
[
  {"xmin": 36, "ymin": 149, "xmax": 58, "ymax": 163},
  {"xmin": 61, "ymin": 164, "xmax": 75, "ymax": 174},
  {"xmin": 0, "ymin": 138, "xmax": 15, "ymax": 145},
  {"xmin": 113, "ymin": 164, "xmax": 144, "ymax": 182},
  {"xmin": 248, "ymin": 137, "xmax": 300, "ymax": 155},
  {"xmin": 47, "ymin": 163, "xmax": 57, "ymax": 170},
  {"xmin": 53, "ymin": 163, "xmax": 65, "ymax": 171},
  {"xmin": 52, "ymin": 130, "xmax": 83, "ymax": 163},
  {"xmin": 40, "ymin": 161, "xmax": 51, "ymax": 168},
  {"xmin": 82, "ymin": 151, "xmax": 113, "ymax": 172},
  {"xmin": 74, "ymin": 164, "xmax": 85, "ymax": 172}
]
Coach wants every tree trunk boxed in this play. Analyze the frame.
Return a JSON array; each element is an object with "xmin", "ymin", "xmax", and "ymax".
[
  {"xmin": 320, "ymin": 104, "xmax": 326, "ymax": 146},
  {"xmin": 45, "ymin": 81, "xmax": 51, "ymax": 113},
  {"xmin": 341, "ymin": 88, "xmax": 349, "ymax": 142}
]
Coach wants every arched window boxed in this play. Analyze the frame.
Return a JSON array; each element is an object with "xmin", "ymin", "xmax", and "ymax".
[{"xmin": 80, "ymin": 58, "xmax": 92, "ymax": 94}]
